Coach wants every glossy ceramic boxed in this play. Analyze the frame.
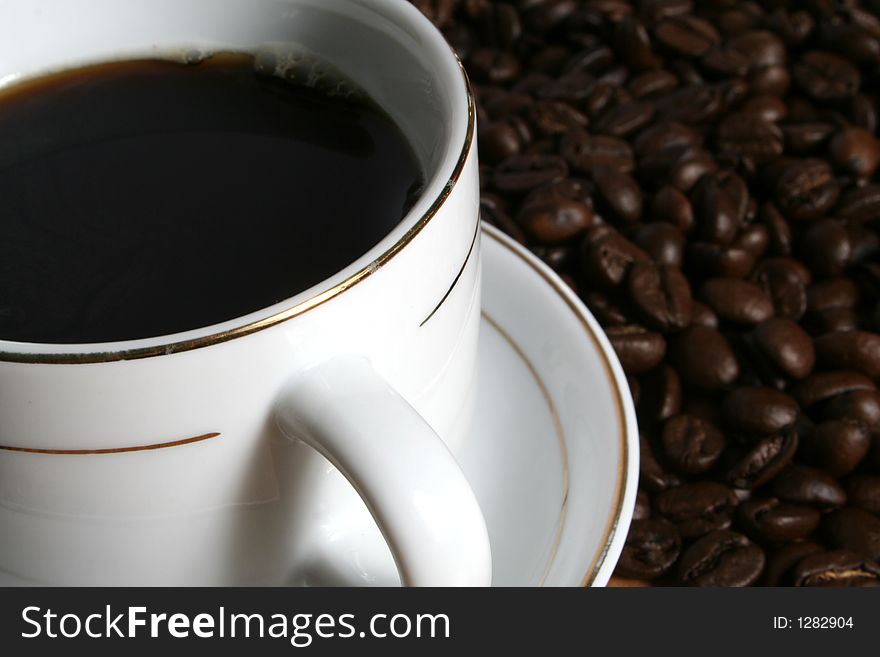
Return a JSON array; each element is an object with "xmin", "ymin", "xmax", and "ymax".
[
  {"xmin": 287, "ymin": 226, "xmax": 640, "ymax": 586},
  {"xmin": 0, "ymin": 0, "xmax": 489, "ymax": 586}
]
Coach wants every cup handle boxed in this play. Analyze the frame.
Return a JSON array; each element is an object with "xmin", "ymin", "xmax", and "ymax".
[{"xmin": 275, "ymin": 356, "xmax": 492, "ymax": 586}]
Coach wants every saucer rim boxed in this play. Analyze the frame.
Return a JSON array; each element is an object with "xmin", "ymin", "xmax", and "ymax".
[{"xmin": 481, "ymin": 223, "xmax": 638, "ymax": 587}]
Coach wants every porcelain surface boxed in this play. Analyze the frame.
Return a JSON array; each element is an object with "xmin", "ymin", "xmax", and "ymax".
[{"xmin": 278, "ymin": 225, "xmax": 639, "ymax": 587}]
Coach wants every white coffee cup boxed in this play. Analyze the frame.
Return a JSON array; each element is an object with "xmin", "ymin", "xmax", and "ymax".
[{"xmin": 0, "ymin": 0, "xmax": 489, "ymax": 586}]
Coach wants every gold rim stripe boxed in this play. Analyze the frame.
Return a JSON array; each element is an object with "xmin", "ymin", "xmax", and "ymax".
[
  {"xmin": 420, "ymin": 219, "xmax": 480, "ymax": 327},
  {"xmin": 0, "ymin": 56, "xmax": 475, "ymax": 365},
  {"xmin": 0, "ymin": 432, "xmax": 221, "ymax": 455}
]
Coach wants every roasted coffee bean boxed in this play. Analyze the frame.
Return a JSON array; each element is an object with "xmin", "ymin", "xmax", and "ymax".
[
  {"xmin": 653, "ymin": 84, "xmax": 724, "ymax": 125},
  {"xmin": 836, "ymin": 184, "xmax": 880, "ymax": 224},
  {"xmin": 639, "ymin": 431, "xmax": 681, "ymax": 493},
  {"xmin": 750, "ymin": 318, "xmax": 815, "ymax": 380},
  {"xmin": 793, "ymin": 370, "xmax": 876, "ymax": 409},
  {"xmin": 793, "ymin": 50, "xmax": 861, "ymax": 101},
  {"xmin": 847, "ymin": 222, "xmax": 880, "ymax": 266},
  {"xmin": 773, "ymin": 159, "xmax": 840, "ymax": 222},
  {"xmin": 677, "ymin": 530, "xmax": 765, "ymax": 587},
  {"xmin": 634, "ymin": 222, "xmax": 685, "ymax": 267},
  {"xmin": 717, "ymin": 113, "xmax": 784, "ymax": 166},
  {"xmin": 615, "ymin": 17, "xmax": 661, "ymax": 71},
  {"xmin": 523, "ymin": 177, "xmax": 594, "ymax": 208},
  {"xmin": 584, "ymin": 290, "xmax": 629, "ymax": 327},
  {"xmin": 516, "ymin": 198, "xmax": 594, "ymax": 244},
  {"xmin": 763, "ymin": 541, "xmax": 824, "ymax": 586},
  {"xmin": 727, "ymin": 29, "xmax": 787, "ymax": 70},
  {"xmin": 637, "ymin": 0, "xmax": 693, "ymax": 23},
  {"xmin": 482, "ymin": 90, "xmax": 533, "ymax": 119},
  {"xmin": 479, "ymin": 121, "xmax": 524, "ymax": 164},
  {"xmin": 654, "ymin": 15, "xmax": 720, "ymax": 57},
  {"xmin": 847, "ymin": 475, "xmax": 880, "ymax": 516},
  {"xmin": 582, "ymin": 82, "xmax": 616, "ymax": 118},
  {"xmin": 782, "ymin": 122, "xmax": 835, "ymax": 155},
  {"xmin": 633, "ymin": 121, "xmax": 698, "ymax": 159},
  {"xmin": 770, "ymin": 464, "xmax": 847, "ymax": 510},
  {"xmin": 807, "ymin": 307, "xmax": 860, "ymax": 334},
  {"xmin": 593, "ymin": 101, "xmax": 656, "ymax": 138},
  {"xmin": 654, "ymin": 481, "xmax": 739, "ymax": 540},
  {"xmin": 799, "ymin": 219, "xmax": 852, "ymax": 279},
  {"xmin": 821, "ymin": 390, "xmax": 880, "ymax": 432},
  {"xmin": 725, "ymin": 427, "xmax": 799, "ymax": 490},
  {"xmin": 627, "ymin": 261, "xmax": 692, "ymax": 332},
  {"xmin": 792, "ymin": 550, "xmax": 880, "ymax": 587},
  {"xmin": 670, "ymin": 325, "xmax": 739, "ymax": 391},
  {"xmin": 650, "ymin": 185, "xmax": 695, "ymax": 232},
  {"xmin": 628, "ymin": 69, "xmax": 679, "ymax": 98},
  {"xmin": 605, "ymin": 324, "xmax": 667, "ymax": 375},
  {"xmin": 700, "ymin": 278, "xmax": 774, "ymax": 326},
  {"xmin": 829, "ymin": 127, "xmax": 880, "ymax": 179},
  {"xmin": 763, "ymin": 9, "xmax": 814, "ymax": 47},
  {"xmin": 638, "ymin": 364, "xmax": 682, "ymax": 425},
  {"xmin": 701, "ymin": 46, "xmax": 749, "ymax": 78},
  {"xmin": 690, "ymin": 301, "xmax": 718, "ymax": 329},
  {"xmin": 492, "ymin": 154, "xmax": 569, "ymax": 193},
  {"xmin": 760, "ymin": 203, "xmax": 792, "ymax": 256},
  {"xmin": 615, "ymin": 518, "xmax": 681, "ymax": 579},
  {"xmin": 735, "ymin": 227, "xmax": 770, "ymax": 269},
  {"xmin": 479, "ymin": 2, "xmax": 522, "ymax": 49},
  {"xmin": 560, "ymin": 129, "xmax": 635, "ymax": 174},
  {"xmin": 593, "ymin": 167, "xmax": 643, "ymax": 222},
  {"xmin": 660, "ymin": 414, "xmax": 724, "ymax": 475},
  {"xmin": 818, "ymin": 16, "xmax": 880, "ymax": 66},
  {"xmin": 666, "ymin": 153, "xmax": 719, "ymax": 192},
  {"xmin": 737, "ymin": 498, "xmax": 820, "ymax": 544},
  {"xmin": 741, "ymin": 95, "xmax": 788, "ymax": 123},
  {"xmin": 469, "ymin": 47, "xmax": 522, "ymax": 84},
  {"xmin": 520, "ymin": 0, "xmax": 578, "ymax": 34},
  {"xmin": 814, "ymin": 331, "xmax": 880, "ymax": 380},
  {"xmin": 690, "ymin": 173, "xmax": 742, "ymax": 245},
  {"xmin": 750, "ymin": 259, "xmax": 809, "ymax": 322},
  {"xmin": 849, "ymin": 92, "xmax": 879, "ymax": 132},
  {"xmin": 723, "ymin": 387, "xmax": 798, "ymax": 437},
  {"xmin": 528, "ymin": 101, "xmax": 590, "ymax": 137},
  {"xmin": 581, "ymin": 227, "xmax": 650, "ymax": 288},
  {"xmin": 532, "ymin": 245, "xmax": 575, "ymax": 272},
  {"xmin": 823, "ymin": 507, "xmax": 880, "ymax": 562},
  {"xmin": 806, "ymin": 279, "xmax": 861, "ymax": 314},
  {"xmin": 800, "ymin": 420, "xmax": 871, "ymax": 478}
]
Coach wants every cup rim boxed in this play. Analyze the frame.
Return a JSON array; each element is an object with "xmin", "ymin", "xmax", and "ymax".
[{"xmin": 0, "ymin": 0, "xmax": 475, "ymax": 365}]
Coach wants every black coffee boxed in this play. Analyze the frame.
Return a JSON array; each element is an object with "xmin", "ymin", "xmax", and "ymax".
[{"xmin": 0, "ymin": 53, "xmax": 422, "ymax": 344}]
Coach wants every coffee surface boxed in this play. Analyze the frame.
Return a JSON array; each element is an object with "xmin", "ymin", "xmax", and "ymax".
[{"xmin": 0, "ymin": 54, "xmax": 422, "ymax": 343}]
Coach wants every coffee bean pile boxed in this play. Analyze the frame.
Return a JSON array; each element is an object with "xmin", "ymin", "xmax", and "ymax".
[{"xmin": 411, "ymin": 0, "xmax": 880, "ymax": 587}]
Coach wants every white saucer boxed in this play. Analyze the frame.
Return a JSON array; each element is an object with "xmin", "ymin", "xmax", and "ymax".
[
  {"xmin": 0, "ymin": 224, "xmax": 638, "ymax": 587},
  {"xmin": 463, "ymin": 224, "xmax": 639, "ymax": 585}
]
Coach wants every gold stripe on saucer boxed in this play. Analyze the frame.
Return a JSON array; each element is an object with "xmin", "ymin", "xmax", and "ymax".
[
  {"xmin": 0, "ymin": 53, "xmax": 476, "ymax": 365},
  {"xmin": 0, "ymin": 432, "xmax": 220, "ymax": 455},
  {"xmin": 482, "ymin": 225, "xmax": 630, "ymax": 588},
  {"xmin": 481, "ymin": 311, "xmax": 569, "ymax": 587}
]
